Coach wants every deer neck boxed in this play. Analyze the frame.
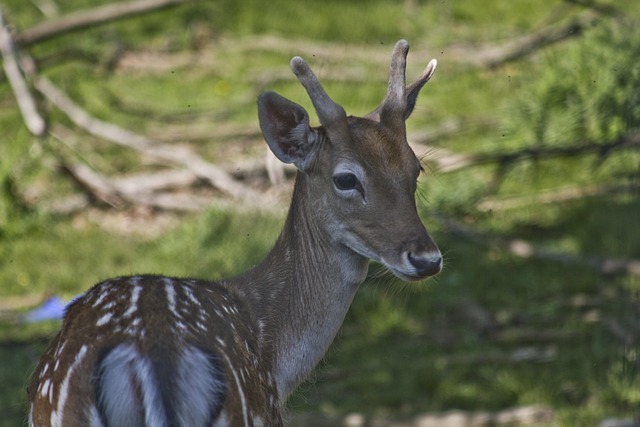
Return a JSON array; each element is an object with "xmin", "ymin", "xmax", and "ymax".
[{"xmin": 230, "ymin": 174, "xmax": 369, "ymax": 400}]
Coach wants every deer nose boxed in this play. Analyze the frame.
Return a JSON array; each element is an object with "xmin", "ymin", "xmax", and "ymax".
[{"xmin": 407, "ymin": 250, "xmax": 443, "ymax": 277}]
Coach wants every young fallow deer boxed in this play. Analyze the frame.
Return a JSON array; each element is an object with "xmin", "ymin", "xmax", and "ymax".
[{"xmin": 28, "ymin": 39, "xmax": 442, "ymax": 427}]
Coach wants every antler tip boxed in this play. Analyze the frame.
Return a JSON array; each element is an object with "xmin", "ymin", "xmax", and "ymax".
[
  {"xmin": 427, "ymin": 58, "xmax": 437, "ymax": 72},
  {"xmin": 395, "ymin": 39, "xmax": 409, "ymax": 50},
  {"xmin": 290, "ymin": 56, "xmax": 308, "ymax": 76}
]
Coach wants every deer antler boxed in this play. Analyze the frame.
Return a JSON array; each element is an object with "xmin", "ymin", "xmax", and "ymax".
[
  {"xmin": 367, "ymin": 40, "xmax": 437, "ymax": 123},
  {"xmin": 290, "ymin": 56, "xmax": 350, "ymax": 139},
  {"xmin": 381, "ymin": 39, "xmax": 410, "ymax": 118}
]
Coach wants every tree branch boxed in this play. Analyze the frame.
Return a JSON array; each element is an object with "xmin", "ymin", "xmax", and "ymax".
[
  {"xmin": 33, "ymin": 75, "xmax": 266, "ymax": 203},
  {"xmin": 449, "ymin": 13, "xmax": 600, "ymax": 68},
  {"xmin": 477, "ymin": 183, "xmax": 640, "ymax": 212},
  {"xmin": 434, "ymin": 212, "xmax": 640, "ymax": 277},
  {"xmin": 0, "ymin": 8, "xmax": 46, "ymax": 136},
  {"xmin": 415, "ymin": 132, "xmax": 640, "ymax": 174},
  {"xmin": 15, "ymin": 0, "xmax": 193, "ymax": 46}
]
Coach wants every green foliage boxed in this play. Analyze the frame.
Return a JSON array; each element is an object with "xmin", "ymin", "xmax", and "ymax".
[
  {"xmin": 1, "ymin": 0, "xmax": 640, "ymax": 426},
  {"xmin": 509, "ymin": 20, "xmax": 640, "ymax": 147}
]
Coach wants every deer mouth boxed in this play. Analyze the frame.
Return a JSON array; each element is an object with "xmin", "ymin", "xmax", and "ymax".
[{"xmin": 384, "ymin": 250, "xmax": 443, "ymax": 281}]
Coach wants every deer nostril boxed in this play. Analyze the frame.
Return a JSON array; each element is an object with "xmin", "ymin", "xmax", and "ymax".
[{"xmin": 407, "ymin": 251, "xmax": 442, "ymax": 277}]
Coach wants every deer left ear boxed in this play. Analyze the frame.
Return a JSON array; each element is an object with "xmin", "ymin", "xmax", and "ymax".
[{"xmin": 258, "ymin": 91, "xmax": 318, "ymax": 171}]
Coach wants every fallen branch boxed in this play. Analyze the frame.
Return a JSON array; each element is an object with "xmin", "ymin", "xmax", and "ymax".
[
  {"xmin": 15, "ymin": 0, "xmax": 193, "ymax": 46},
  {"xmin": 417, "ymin": 132, "xmax": 640, "ymax": 174},
  {"xmin": 60, "ymin": 159, "xmax": 213, "ymax": 213},
  {"xmin": 434, "ymin": 213, "xmax": 640, "ymax": 277},
  {"xmin": 449, "ymin": 13, "xmax": 600, "ymax": 68},
  {"xmin": 0, "ymin": 8, "xmax": 46, "ymax": 136},
  {"xmin": 289, "ymin": 405, "xmax": 555, "ymax": 427},
  {"xmin": 477, "ymin": 183, "xmax": 640, "ymax": 212},
  {"xmin": 60, "ymin": 160, "xmax": 126, "ymax": 209},
  {"xmin": 33, "ymin": 75, "xmax": 266, "ymax": 203},
  {"xmin": 444, "ymin": 346, "xmax": 557, "ymax": 366}
]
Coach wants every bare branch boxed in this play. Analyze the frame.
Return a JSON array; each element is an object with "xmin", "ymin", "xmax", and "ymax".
[
  {"xmin": 414, "ymin": 132, "xmax": 640, "ymax": 174},
  {"xmin": 0, "ymin": 8, "xmax": 46, "ymax": 136},
  {"xmin": 61, "ymin": 161, "xmax": 126, "ymax": 209},
  {"xmin": 15, "ymin": 0, "xmax": 193, "ymax": 46},
  {"xmin": 448, "ymin": 13, "xmax": 600, "ymax": 68},
  {"xmin": 290, "ymin": 405, "xmax": 555, "ymax": 427},
  {"xmin": 59, "ymin": 159, "xmax": 214, "ymax": 213},
  {"xmin": 34, "ymin": 75, "xmax": 266, "ymax": 203},
  {"xmin": 434, "ymin": 212, "xmax": 640, "ymax": 277},
  {"xmin": 478, "ymin": 183, "xmax": 640, "ymax": 212}
]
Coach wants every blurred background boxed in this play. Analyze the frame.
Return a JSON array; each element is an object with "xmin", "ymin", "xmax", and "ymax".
[{"xmin": 0, "ymin": 0, "xmax": 639, "ymax": 426}]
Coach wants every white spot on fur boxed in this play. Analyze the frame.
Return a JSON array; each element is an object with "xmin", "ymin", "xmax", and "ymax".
[
  {"xmin": 184, "ymin": 286, "xmax": 201, "ymax": 308},
  {"xmin": 164, "ymin": 279, "xmax": 181, "ymax": 319},
  {"xmin": 218, "ymin": 349, "xmax": 249, "ymax": 426},
  {"xmin": 39, "ymin": 363, "xmax": 48, "ymax": 379},
  {"xmin": 123, "ymin": 285, "xmax": 141, "ymax": 318},
  {"xmin": 96, "ymin": 312, "xmax": 113, "ymax": 326},
  {"xmin": 51, "ymin": 344, "xmax": 88, "ymax": 427},
  {"xmin": 175, "ymin": 320, "xmax": 187, "ymax": 331},
  {"xmin": 92, "ymin": 290, "xmax": 108, "ymax": 308},
  {"xmin": 55, "ymin": 342, "xmax": 66, "ymax": 358},
  {"xmin": 40, "ymin": 379, "xmax": 50, "ymax": 399}
]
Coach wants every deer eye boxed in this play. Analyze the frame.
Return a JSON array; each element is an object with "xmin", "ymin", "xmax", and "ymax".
[{"xmin": 333, "ymin": 173, "xmax": 359, "ymax": 191}]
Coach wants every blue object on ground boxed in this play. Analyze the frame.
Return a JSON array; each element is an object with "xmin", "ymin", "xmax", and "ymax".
[{"xmin": 22, "ymin": 296, "xmax": 68, "ymax": 323}]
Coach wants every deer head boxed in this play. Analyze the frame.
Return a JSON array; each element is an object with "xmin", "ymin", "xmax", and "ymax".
[{"xmin": 258, "ymin": 39, "xmax": 442, "ymax": 281}]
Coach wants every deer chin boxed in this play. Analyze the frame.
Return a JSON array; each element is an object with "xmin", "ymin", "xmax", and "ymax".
[
  {"xmin": 381, "ymin": 252, "xmax": 443, "ymax": 282},
  {"xmin": 386, "ymin": 265, "xmax": 432, "ymax": 282},
  {"xmin": 338, "ymin": 236, "xmax": 440, "ymax": 282}
]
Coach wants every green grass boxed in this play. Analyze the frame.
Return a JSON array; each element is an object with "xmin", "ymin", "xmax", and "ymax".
[{"xmin": 1, "ymin": 0, "xmax": 640, "ymax": 426}]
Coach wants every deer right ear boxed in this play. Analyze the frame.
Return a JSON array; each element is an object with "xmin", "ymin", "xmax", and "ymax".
[{"xmin": 258, "ymin": 91, "xmax": 318, "ymax": 171}]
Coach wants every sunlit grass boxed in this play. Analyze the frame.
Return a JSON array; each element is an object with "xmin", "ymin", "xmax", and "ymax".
[{"xmin": 1, "ymin": 0, "xmax": 639, "ymax": 426}]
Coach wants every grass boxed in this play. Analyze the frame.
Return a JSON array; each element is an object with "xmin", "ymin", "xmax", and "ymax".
[{"xmin": 1, "ymin": 0, "xmax": 640, "ymax": 426}]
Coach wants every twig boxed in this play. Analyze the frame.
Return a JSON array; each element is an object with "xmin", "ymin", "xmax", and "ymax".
[
  {"xmin": 0, "ymin": 8, "xmax": 46, "ymax": 136},
  {"xmin": 15, "ymin": 0, "xmax": 193, "ymax": 46},
  {"xmin": 33, "ymin": 75, "xmax": 266, "ymax": 203}
]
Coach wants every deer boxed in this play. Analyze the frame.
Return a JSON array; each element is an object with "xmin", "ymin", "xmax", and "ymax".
[{"xmin": 28, "ymin": 39, "xmax": 442, "ymax": 427}]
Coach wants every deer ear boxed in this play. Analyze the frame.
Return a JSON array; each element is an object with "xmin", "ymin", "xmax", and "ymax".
[{"xmin": 258, "ymin": 91, "xmax": 318, "ymax": 171}]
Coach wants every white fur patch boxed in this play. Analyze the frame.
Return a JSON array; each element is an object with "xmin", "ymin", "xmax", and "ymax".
[
  {"xmin": 218, "ymin": 349, "xmax": 249, "ymax": 426},
  {"xmin": 174, "ymin": 346, "xmax": 225, "ymax": 426},
  {"xmin": 97, "ymin": 344, "xmax": 167, "ymax": 427},
  {"xmin": 163, "ymin": 279, "xmax": 181, "ymax": 320},
  {"xmin": 123, "ymin": 284, "xmax": 141, "ymax": 318},
  {"xmin": 51, "ymin": 344, "xmax": 88, "ymax": 427}
]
